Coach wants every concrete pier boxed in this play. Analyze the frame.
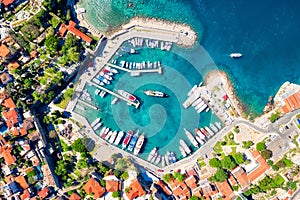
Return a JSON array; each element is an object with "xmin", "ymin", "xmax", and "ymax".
[
  {"xmin": 106, "ymin": 63, "xmax": 163, "ymax": 76},
  {"xmin": 78, "ymin": 99, "xmax": 99, "ymax": 110},
  {"xmin": 88, "ymin": 81, "xmax": 140, "ymax": 109}
]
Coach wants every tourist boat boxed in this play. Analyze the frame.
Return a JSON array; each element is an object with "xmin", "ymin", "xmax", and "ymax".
[
  {"xmin": 147, "ymin": 147, "xmax": 157, "ymax": 161},
  {"xmin": 108, "ymin": 131, "xmax": 118, "ymax": 143},
  {"xmin": 197, "ymin": 103, "xmax": 208, "ymax": 113},
  {"xmin": 179, "ymin": 146, "xmax": 187, "ymax": 157},
  {"xmin": 184, "ymin": 128, "xmax": 199, "ymax": 148},
  {"xmin": 111, "ymin": 97, "xmax": 119, "ymax": 105},
  {"xmin": 154, "ymin": 155, "xmax": 161, "ymax": 165},
  {"xmin": 210, "ymin": 123, "xmax": 218, "ymax": 133},
  {"xmin": 144, "ymin": 90, "xmax": 168, "ymax": 98},
  {"xmin": 133, "ymin": 134, "xmax": 145, "ymax": 155},
  {"xmin": 205, "ymin": 126, "xmax": 215, "ymax": 137},
  {"xmin": 195, "ymin": 129, "xmax": 206, "ymax": 140},
  {"xmin": 105, "ymin": 130, "xmax": 113, "ymax": 140},
  {"xmin": 170, "ymin": 152, "xmax": 177, "ymax": 163},
  {"xmin": 114, "ymin": 131, "xmax": 124, "ymax": 145},
  {"xmin": 179, "ymin": 139, "xmax": 191, "ymax": 155},
  {"xmin": 122, "ymin": 130, "xmax": 133, "ymax": 149},
  {"xmin": 196, "ymin": 136, "xmax": 205, "ymax": 145},
  {"xmin": 93, "ymin": 122, "xmax": 102, "ymax": 130},
  {"xmin": 91, "ymin": 118, "xmax": 101, "ymax": 128},
  {"xmin": 164, "ymin": 154, "xmax": 170, "ymax": 166},
  {"xmin": 105, "ymin": 65, "xmax": 119, "ymax": 73},
  {"xmin": 102, "ymin": 69, "xmax": 113, "ymax": 76},
  {"xmin": 118, "ymin": 90, "xmax": 137, "ymax": 102},
  {"xmin": 200, "ymin": 128, "xmax": 210, "ymax": 138},
  {"xmin": 128, "ymin": 131, "xmax": 139, "ymax": 151},
  {"xmin": 215, "ymin": 122, "xmax": 222, "ymax": 130},
  {"xmin": 230, "ymin": 53, "xmax": 242, "ymax": 58},
  {"xmin": 99, "ymin": 72, "xmax": 113, "ymax": 80},
  {"xmin": 121, "ymin": 46, "xmax": 137, "ymax": 54}
]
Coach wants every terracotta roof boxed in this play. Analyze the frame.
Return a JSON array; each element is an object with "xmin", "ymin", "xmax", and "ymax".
[
  {"xmin": 20, "ymin": 189, "xmax": 31, "ymax": 200},
  {"xmin": 216, "ymin": 180, "xmax": 235, "ymax": 200},
  {"xmin": 231, "ymin": 167, "xmax": 250, "ymax": 189},
  {"xmin": 156, "ymin": 180, "xmax": 172, "ymax": 195},
  {"xmin": 228, "ymin": 174, "xmax": 238, "ymax": 186},
  {"xmin": 126, "ymin": 179, "xmax": 146, "ymax": 200},
  {"xmin": 0, "ymin": 89, "xmax": 9, "ymax": 101},
  {"xmin": 66, "ymin": 21, "xmax": 93, "ymax": 43},
  {"xmin": 0, "ymin": 72, "xmax": 12, "ymax": 85},
  {"xmin": 28, "ymin": 131, "xmax": 40, "ymax": 141},
  {"xmin": 38, "ymin": 187, "xmax": 49, "ymax": 199},
  {"xmin": 106, "ymin": 180, "xmax": 121, "ymax": 192},
  {"xmin": 0, "ymin": 135, "xmax": 7, "ymax": 152},
  {"xmin": 2, "ymin": 148, "xmax": 16, "ymax": 166},
  {"xmin": 82, "ymin": 178, "xmax": 105, "ymax": 199},
  {"xmin": 247, "ymin": 149, "xmax": 270, "ymax": 182},
  {"xmin": 0, "ymin": 43, "xmax": 10, "ymax": 57},
  {"xmin": 201, "ymin": 183, "xmax": 218, "ymax": 198},
  {"xmin": 30, "ymin": 50, "xmax": 37, "ymax": 58},
  {"xmin": 2, "ymin": 97, "xmax": 16, "ymax": 109},
  {"xmin": 69, "ymin": 192, "xmax": 81, "ymax": 200},
  {"xmin": 7, "ymin": 61, "xmax": 20, "ymax": 70},
  {"xmin": 185, "ymin": 175, "xmax": 198, "ymax": 189},
  {"xmin": 3, "ymin": 108, "xmax": 19, "ymax": 128},
  {"xmin": 282, "ymin": 91, "xmax": 300, "ymax": 113},
  {"xmin": 5, "ymin": 174, "xmax": 13, "ymax": 183},
  {"xmin": 58, "ymin": 24, "xmax": 68, "ymax": 37},
  {"xmin": 15, "ymin": 176, "xmax": 29, "ymax": 190},
  {"xmin": 191, "ymin": 187, "xmax": 203, "ymax": 198}
]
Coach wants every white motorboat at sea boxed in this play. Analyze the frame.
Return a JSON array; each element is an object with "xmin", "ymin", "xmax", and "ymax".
[
  {"xmin": 93, "ymin": 122, "xmax": 102, "ymax": 130},
  {"xmin": 105, "ymin": 131, "xmax": 113, "ymax": 140},
  {"xmin": 197, "ymin": 103, "xmax": 208, "ymax": 113},
  {"xmin": 154, "ymin": 155, "xmax": 161, "ymax": 165},
  {"xmin": 230, "ymin": 53, "xmax": 242, "ymax": 58},
  {"xmin": 184, "ymin": 128, "xmax": 199, "ymax": 148},
  {"xmin": 91, "ymin": 118, "xmax": 101, "ymax": 128},
  {"xmin": 205, "ymin": 126, "xmax": 215, "ymax": 137},
  {"xmin": 210, "ymin": 123, "xmax": 218, "ymax": 132},
  {"xmin": 195, "ymin": 101, "xmax": 205, "ymax": 110},
  {"xmin": 195, "ymin": 129, "xmax": 206, "ymax": 140},
  {"xmin": 164, "ymin": 154, "xmax": 170, "ymax": 166},
  {"xmin": 144, "ymin": 90, "xmax": 168, "ymax": 98},
  {"xmin": 133, "ymin": 134, "xmax": 145, "ymax": 155},
  {"xmin": 192, "ymin": 97, "xmax": 203, "ymax": 107},
  {"xmin": 108, "ymin": 131, "xmax": 118, "ymax": 143},
  {"xmin": 111, "ymin": 97, "xmax": 119, "ymax": 105},
  {"xmin": 179, "ymin": 146, "xmax": 187, "ymax": 157},
  {"xmin": 196, "ymin": 136, "xmax": 205, "ymax": 145},
  {"xmin": 215, "ymin": 122, "xmax": 222, "ymax": 129}
]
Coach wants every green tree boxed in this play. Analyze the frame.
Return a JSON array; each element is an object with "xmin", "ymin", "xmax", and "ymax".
[
  {"xmin": 120, "ymin": 171, "xmax": 129, "ymax": 180},
  {"xmin": 190, "ymin": 196, "xmax": 199, "ymax": 200},
  {"xmin": 269, "ymin": 111, "xmax": 280, "ymax": 123},
  {"xmin": 256, "ymin": 142, "xmax": 266, "ymax": 151},
  {"xmin": 71, "ymin": 138, "xmax": 86, "ymax": 152},
  {"xmin": 162, "ymin": 173, "xmax": 173, "ymax": 183},
  {"xmin": 221, "ymin": 156, "xmax": 237, "ymax": 170},
  {"xmin": 210, "ymin": 168, "xmax": 228, "ymax": 182},
  {"xmin": 112, "ymin": 191, "xmax": 120, "ymax": 198},
  {"xmin": 45, "ymin": 34, "xmax": 59, "ymax": 55},
  {"xmin": 232, "ymin": 153, "xmax": 245, "ymax": 164},
  {"xmin": 209, "ymin": 158, "xmax": 221, "ymax": 168},
  {"xmin": 260, "ymin": 149, "xmax": 272, "ymax": 159}
]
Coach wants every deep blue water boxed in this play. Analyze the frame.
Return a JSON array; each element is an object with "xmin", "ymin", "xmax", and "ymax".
[{"xmin": 78, "ymin": 0, "xmax": 300, "ymax": 116}]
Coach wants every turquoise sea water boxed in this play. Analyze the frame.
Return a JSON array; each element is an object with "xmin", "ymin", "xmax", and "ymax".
[{"xmin": 78, "ymin": 0, "xmax": 300, "ymax": 116}]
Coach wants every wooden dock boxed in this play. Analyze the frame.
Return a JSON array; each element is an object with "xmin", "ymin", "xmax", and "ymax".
[
  {"xmin": 88, "ymin": 81, "xmax": 140, "ymax": 109},
  {"xmin": 78, "ymin": 99, "xmax": 99, "ymax": 110},
  {"xmin": 106, "ymin": 63, "xmax": 163, "ymax": 76}
]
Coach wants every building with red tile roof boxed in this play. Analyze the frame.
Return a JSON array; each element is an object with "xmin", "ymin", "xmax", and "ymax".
[
  {"xmin": 38, "ymin": 187, "xmax": 49, "ymax": 199},
  {"xmin": 200, "ymin": 182, "xmax": 218, "ymax": 199},
  {"xmin": 228, "ymin": 174, "xmax": 238, "ymax": 187},
  {"xmin": 156, "ymin": 180, "xmax": 172, "ymax": 196},
  {"xmin": 69, "ymin": 192, "xmax": 81, "ymax": 200},
  {"xmin": 20, "ymin": 189, "xmax": 31, "ymax": 200},
  {"xmin": 125, "ymin": 178, "xmax": 146, "ymax": 200},
  {"xmin": 0, "ymin": 72, "xmax": 12, "ymax": 85},
  {"xmin": 106, "ymin": 180, "xmax": 121, "ymax": 192},
  {"xmin": 2, "ymin": 148, "xmax": 16, "ymax": 166},
  {"xmin": 184, "ymin": 175, "xmax": 198, "ymax": 189},
  {"xmin": 7, "ymin": 61, "xmax": 20, "ymax": 70},
  {"xmin": 2, "ymin": 97, "xmax": 16, "ymax": 109},
  {"xmin": 0, "ymin": 0, "xmax": 14, "ymax": 6},
  {"xmin": 3, "ymin": 108, "xmax": 19, "ymax": 128},
  {"xmin": 281, "ymin": 90, "xmax": 300, "ymax": 113},
  {"xmin": 82, "ymin": 178, "xmax": 105, "ymax": 199},
  {"xmin": 58, "ymin": 24, "xmax": 68, "ymax": 37},
  {"xmin": 15, "ymin": 176, "xmax": 29, "ymax": 190},
  {"xmin": 231, "ymin": 166, "xmax": 250, "ymax": 191},
  {"xmin": 215, "ymin": 180, "xmax": 235, "ymax": 200},
  {"xmin": 0, "ymin": 89, "xmax": 9, "ymax": 102},
  {"xmin": 0, "ymin": 43, "xmax": 10, "ymax": 58},
  {"xmin": 66, "ymin": 21, "xmax": 93, "ymax": 43},
  {"xmin": 247, "ymin": 149, "xmax": 270, "ymax": 182},
  {"xmin": 0, "ymin": 135, "xmax": 7, "ymax": 153}
]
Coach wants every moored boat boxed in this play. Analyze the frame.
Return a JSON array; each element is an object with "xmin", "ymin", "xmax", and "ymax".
[
  {"xmin": 133, "ymin": 134, "xmax": 145, "ymax": 155},
  {"xmin": 179, "ymin": 139, "xmax": 191, "ymax": 154},
  {"xmin": 230, "ymin": 53, "xmax": 242, "ymax": 58},
  {"xmin": 179, "ymin": 146, "xmax": 187, "ymax": 157},
  {"xmin": 108, "ymin": 131, "xmax": 118, "ymax": 143},
  {"xmin": 105, "ymin": 130, "xmax": 113, "ymax": 140},
  {"xmin": 195, "ymin": 129, "xmax": 206, "ymax": 140},
  {"xmin": 151, "ymin": 152, "xmax": 158, "ymax": 163},
  {"xmin": 118, "ymin": 90, "xmax": 137, "ymax": 102},
  {"xmin": 197, "ymin": 103, "xmax": 208, "ymax": 113},
  {"xmin": 170, "ymin": 152, "xmax": 177, "ymax": 163},
  {"xmin": 121, "ymin": 46, "xmax": 137, "ymax": 54},
  {"xmin": 154, "ymin": 155, "xmax": 161, "ymax": 165},
  {"xmin": 184, "ymin": 128, "xmax": 199, "ymax": 148},
  {"xmin": 91, "ymin": 118, "xmax": 101, "ymax": 128},
  {"xmin": 205, "ymin": 126, "xmax": 215, "ymax": 137},
  {"xmin": 102, "ymin": 127, "xmax": 110, "ymax": 139},
  {"xmin": 196, "ymin": 136, "xmax": 205, "ymax": 145},
  {"xmin": 147, "ymin": 147, "xmax": 157, "ymax": 161},
  {"xmin": 93, "ymin": 122, "xmax": 102, "ymax": 130},
  {"xmin": 210, "ymin": 123, "xmax": 218, "ymax": 133},
  {"xmin": 127, "ymin": 131, "xmax": 139, "ymax": 151},
  {"xmin": 122, "ymin": 130, "xmax": 133, "ymax": 149},
  {"xmin": 200, "ymin": 128, "xmax": 210, "ymax": 138},
  {"xmin": 215, "ymin": 122, "xmax": 222, "ymax": 130}
]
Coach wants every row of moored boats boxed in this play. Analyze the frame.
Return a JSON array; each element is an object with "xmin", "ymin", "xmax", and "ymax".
[
  {"xmin": 93, "ymin": 66, "xmax": 118, "ymax": 86},
  {"xmin": 118, "ymin": 60, "xmax": 161, "ymax": 70},
  {"xmin": 147, "ymin": 148, "xmax": 178, "ymax": 167},
  {"xmin": 128, "ymin": 37, "xmax": 173, "ymax": 51}
]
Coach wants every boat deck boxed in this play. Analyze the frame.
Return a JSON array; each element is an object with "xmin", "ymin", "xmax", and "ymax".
[{"xmin": 88, "ymin": 81, "xmax": 140, "ymax": 109}]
